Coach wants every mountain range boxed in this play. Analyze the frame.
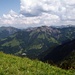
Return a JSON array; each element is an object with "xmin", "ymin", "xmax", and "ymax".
[
  {"xmin": 0, "ymin": 26, "xmax": 75, "ymax": 59},
  {"xmin": 0, "ymin": 26, "xmax": 75, "ymax": 70}
]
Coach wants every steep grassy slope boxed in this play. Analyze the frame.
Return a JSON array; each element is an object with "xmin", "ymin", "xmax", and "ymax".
[{"xmin": 0, "ymin": 52, "xmax": 75, "ymax": 75}]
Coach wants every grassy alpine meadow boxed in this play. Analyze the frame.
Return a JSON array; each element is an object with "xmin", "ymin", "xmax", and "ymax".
[{"xmin": 0, "ymin": 52, "xmax": 75, "ymax": 75}]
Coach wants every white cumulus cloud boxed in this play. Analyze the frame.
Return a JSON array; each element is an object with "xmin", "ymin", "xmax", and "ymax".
[{"xmin": 0, "ymin": 0, "xmax": 75, "ymax": 28}]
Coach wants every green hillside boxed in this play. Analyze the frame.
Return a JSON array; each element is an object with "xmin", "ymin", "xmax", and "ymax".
[{"xmin": 0, "ymin": 52, "xmax": 75, "ymax": 75}]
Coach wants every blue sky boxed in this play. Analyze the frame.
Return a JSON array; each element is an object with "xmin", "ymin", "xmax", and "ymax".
[
  {"xmin": 0, "ymin": 0, "xmax": 75, "ymax": 28},
  {"xmin": 0, "ymin": 0, "xmax": 20, "ymax": 16}
]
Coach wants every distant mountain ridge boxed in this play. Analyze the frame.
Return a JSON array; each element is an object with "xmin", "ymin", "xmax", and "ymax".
[{"xmin": 0, "ymin": 26, "xmax": 20, "ymax": 39}]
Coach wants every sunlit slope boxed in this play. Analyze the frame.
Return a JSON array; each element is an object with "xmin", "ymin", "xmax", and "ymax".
[{"xmin": 0, "ymin": 52, "xmax": 75, "ymax": 75}]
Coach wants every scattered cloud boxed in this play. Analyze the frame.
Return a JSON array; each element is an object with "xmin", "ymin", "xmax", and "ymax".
[
  {"xmin": 20, "ymin": 0, "xmax": 63, "ymax": 17},
  {"xmin": 0, "ymin": 0, "xmax": 75, "ymax": 28}
]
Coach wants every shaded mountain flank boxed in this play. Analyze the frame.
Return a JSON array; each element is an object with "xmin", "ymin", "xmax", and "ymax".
[{"xmin": 39, "ymin": 39, "xmax": 75, "ymax": 69}]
